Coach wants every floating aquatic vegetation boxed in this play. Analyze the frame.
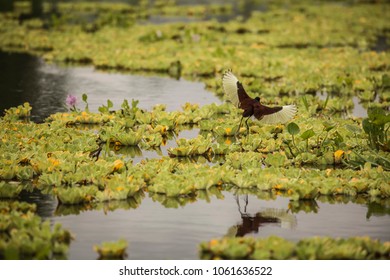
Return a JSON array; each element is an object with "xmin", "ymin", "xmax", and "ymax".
[
  {"xmin": 141, "ymin": 133, "xmax": 164, "ymax": 148},
  {"xmin": 199, "ymin": 235, "xmax": 390, "ymax": 260},
  {"xmin": 223, "ymin": 151, "xmax": 264, "ymax": 170},
  {"xmin": 168, "ymin": 134, "xmax": 212, "ymax": 157},
  {"xmin": 0, "ymin": 181, "xmax": 23, "ymax": 198},
  {"xmin": 264, "ymin": 152, "xmax": 289, "ymax": 168},
  {"xmin": 56, "ymin": 186, "xmax": 98, "ymax": 205},
  {"xmin": 146, "ymin": 160, "xmax": 223, "ymax": 197},
  {"xmin": 3, "ymin": 102, "xmax": 32, "ymax": 121},
  {"xmin": 362, "ymin": 107, "xmax": 390, "ymax": 152},
  {"xmin": 113, "ymin": 131, "xmax": 143, "ymax": 146},
  {"xmin": 211, "ymin": 140, "xmax": 240, "ymax": 155},
  {"xmin": 0, "ymin": 201, "xmax": 72, "ymax": 260},
  {"xmin": 98, "ymin": 123, "xmax": 143, "ymax": 147},
  {"xmin": 213, "ymin": 123, "xmax": 241, "ymax": 137},
  {"xmin": 93, "ymin": 239, "xmax": 128, "ymax": 260},
  {"xmin": 47, "ymin": 111, "xmax": 114, "ymax": 125},
  {"xmin": 1, "ymin": 2, "xmax": 390, "ymax": 259}
]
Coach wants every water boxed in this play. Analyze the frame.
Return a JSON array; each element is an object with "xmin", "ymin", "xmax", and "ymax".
[
  {"xmin": 21, "ymin": 190, "xmax": 390, "ymax": 259},
  {"xmin": 0, "ymin": 51, "xmax": 221, "ymax": 122},
  {"xmin": 1, "ymin": 51, "xmax": 390, "ymax": 259}
]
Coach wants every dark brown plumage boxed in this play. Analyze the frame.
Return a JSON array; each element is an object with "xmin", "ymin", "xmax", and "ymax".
[{"xmin": 222, "ymin": 70, "xmax": 297, "ymax": 133}]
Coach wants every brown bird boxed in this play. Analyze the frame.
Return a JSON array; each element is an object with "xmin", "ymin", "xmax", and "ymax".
[{"xmin": 222, "ymin": 70, "xmax": 297, "ymax": 132}]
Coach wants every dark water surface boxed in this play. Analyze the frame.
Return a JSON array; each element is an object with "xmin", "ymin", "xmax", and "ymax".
[
  {"xmin": 0, "ymin": 51, "xmax": 221, "ymax": 122},
  {"xmin": 1, "ymin": 51, "xmax": 390, "ymax": 259}
]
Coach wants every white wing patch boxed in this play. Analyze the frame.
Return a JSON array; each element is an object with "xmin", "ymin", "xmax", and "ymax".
[
  {"xmin": 222, "ymin": 71, "xmax": 240, "ymax": 107},
  {"xmin": 258, "ymin": 104, "xmax": 297, "ymax": 124}
]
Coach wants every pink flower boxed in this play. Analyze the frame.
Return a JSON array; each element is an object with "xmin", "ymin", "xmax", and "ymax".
[{"xmin": 66, "ymin": 94, "xmax": 77, "ymax": 107}]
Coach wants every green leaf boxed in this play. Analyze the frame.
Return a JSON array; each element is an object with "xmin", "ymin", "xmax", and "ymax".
[
  {"xmin": 131, "ymin": 99, "xmax": 139, "ymax": 109},
  {"xmin": 300, "ymin": 129, "xmax": 315, "ymax": 140},
  {"xmin": 82, "ymin": 93, "xmax": 88, "ymax": 102},
  {"xmin": 345, "ymin": 124, "xmax": 361, "ymax": 134},
  {"xmin": 287, "ymin": 122, "xmax": 300, "ymax": 136},
  {"xmin": 382, "ymin": 74, "xmax": 390, "ymax": 90},
  {"xmin": 301, "ymin": 95, "xmax": 309, "ymax": 112},
  {"xmin": 367, "ymin": 107, "xmax": 390, "ymax": 125},
  {"xmin": 107, "ymin": 100, "xmax": 113, "ymax": 109},
  {"xmin": 362, "ymin": 118, "xmax": 373, "ymax": 134},
  {"xmin": 322, "ymin": 121, "xmax": 335, "ymax": 132},
  {"xmin": 98, "ymin": 106, "xmax": 108, "ymax": 113},
  {"xmin": 333, "ymin": 131, "xmax": 344, "ymax": 146}
]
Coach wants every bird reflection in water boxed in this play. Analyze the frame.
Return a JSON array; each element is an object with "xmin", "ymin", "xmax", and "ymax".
[{"xmin": 226, "ymin": 194, "xmax": 297, "ymax": 237}]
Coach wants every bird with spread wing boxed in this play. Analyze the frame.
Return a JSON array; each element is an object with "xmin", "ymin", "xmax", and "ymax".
[{"xmin": 222, "ymin": 70, "xmax": 297, "ymax": 133}]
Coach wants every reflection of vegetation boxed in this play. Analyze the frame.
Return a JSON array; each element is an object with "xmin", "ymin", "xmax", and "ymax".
[
  {"xmin": 366, "ymin": 200, "xmax": 390, "ymax": 219},
  {"xmin": 288, "ymin": 200, "xmax": 319, "ymax": 214},
  {"xmin": 55, "ymin": 191, "xmax": 145, "ymax": 216},
  {"xmin": 0, "ymin": 201, "xmax": 72, "ymax": 259},
  {"xmin": 199, "ymin": 235, "xmax": 390, "ymax": 260},
  {"xmin": 149, "ymin": 186, "xmax": 224, "ymax": 208}
]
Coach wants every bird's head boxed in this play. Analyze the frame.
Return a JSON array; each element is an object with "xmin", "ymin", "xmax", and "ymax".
[{"xmin": 254, "ymin": 97, "xmax": 260, "ymax": 102}]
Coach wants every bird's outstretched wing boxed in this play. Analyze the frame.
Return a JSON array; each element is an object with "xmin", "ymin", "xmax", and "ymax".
[
  {"xmin": 222, "ymin": 70, "xmax": 251, "ymax": 107},
  {"xmin": 254, "ymin": 104, "xmax": 297, "ymax": 124}
]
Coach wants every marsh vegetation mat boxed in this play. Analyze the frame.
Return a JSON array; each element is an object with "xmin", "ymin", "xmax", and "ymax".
[{"xmin": 0, "ymin": 0, "xmax": 389, "ymax": 259}]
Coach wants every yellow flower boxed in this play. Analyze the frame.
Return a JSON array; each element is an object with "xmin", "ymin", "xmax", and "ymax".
[
  {"xmin": 334, "ymin": 150, "xmax": 344, "ymax": 163},
  {"xmin": 273, "ymin": 184, "xmax": 282, "ymax": 190},
  {"xmin": 160, "ymin": 126, "xmax": 167, "ymax": 134},
  {"xmin": 116, "ymin": 186, "xmax": 124, "ymax": 192},
  {"xmin": 113, "ymin": 159, "xmax": 124, "ymax": 171},
  {"xmin": 225, "ymin": 127, "xmax": 232, "ymax": 135},
  {"xmin": 48, "ymin": 158, "xmax": 60, "ymax": 167}
]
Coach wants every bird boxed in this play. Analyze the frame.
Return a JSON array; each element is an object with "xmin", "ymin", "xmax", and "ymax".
[{"xmin": 222, "ymin": 70, "xmax": 297, "ymax": 133}]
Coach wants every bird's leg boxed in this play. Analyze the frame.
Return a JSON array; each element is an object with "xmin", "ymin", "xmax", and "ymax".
[
  {"xmin": 245, "ymin": 117, "xmax": 251, "ymax": 135},
  {"xmin": 236, "ymin": 116, "xmax": 244, "ymax": 135},
  {"xmin": 235, "ymin": 194, "xmax": 243, "ymax": 215}
]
